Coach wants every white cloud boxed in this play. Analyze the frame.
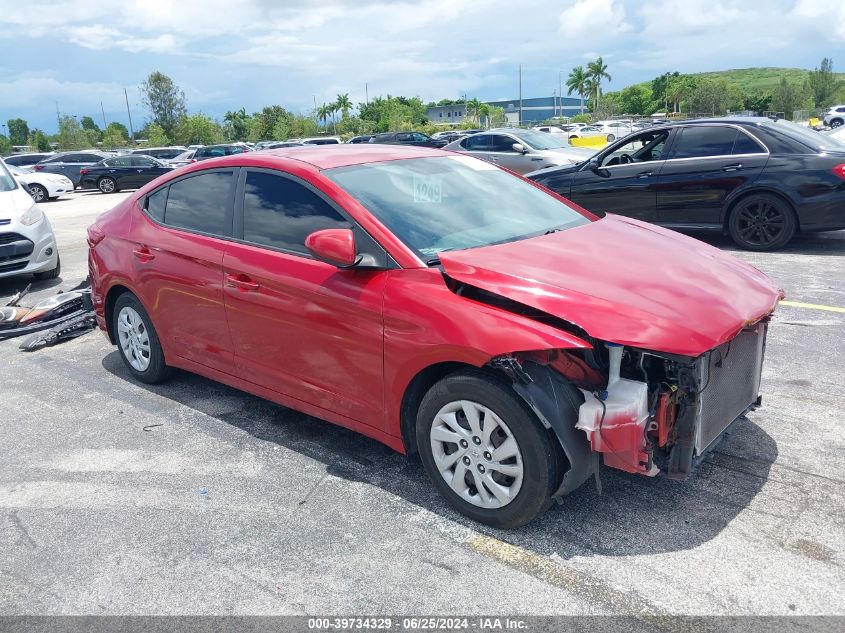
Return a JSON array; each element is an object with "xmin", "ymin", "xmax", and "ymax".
[{"xmin": 559, "ymin": 0, "xmax": 632, "ymax": 42}]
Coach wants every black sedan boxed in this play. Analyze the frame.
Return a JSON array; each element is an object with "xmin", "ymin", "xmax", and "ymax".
[
  {"xmin": 80, "ymin": 155, "xmax": 172, "ymax": 193},
  {"xmin": 528, "ymin": 117, "xmax": 845, "ymax": 250},
  {"xmin": 368, "ymin": 131, "xmax": 447, "ymax": 147}
]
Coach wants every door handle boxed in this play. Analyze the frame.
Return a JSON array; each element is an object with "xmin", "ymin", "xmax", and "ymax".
[
  {"xmin": 722, "ymin": 163, "xmax": 743, "ymax": 172},
  {"xmin": 137, "ymin": 169, "xmax": 144, "ymax": 173},
  {"xmin": 132, "ymin": 247, "xmax": 155, "ymax": 262},
  {"xmin": 226, "ymin": 274, "xmax": 260, "ymax": 292},
  {"xmin": 636, "ymin": 171, "xmax": 653, "ymax": 178}
]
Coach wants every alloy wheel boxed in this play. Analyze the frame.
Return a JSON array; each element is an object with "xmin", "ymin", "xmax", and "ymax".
[
  {"xmin": 429, "ymin": 400, "xmax": 524, "ymax": 509},
  {"xmin": 29, "ymin": 184, "xmax": 46, "ymax": 202},
  {"xmin": 117, "ymin": 306, "xmax": 151, "ymax": 372},
  {"xmin": 99, "ymin": 178, "xmax": 116, "ymax": 193},
  {"xmin": 735, "ymin": 199, "xmax": 788, "ymax": 248}
]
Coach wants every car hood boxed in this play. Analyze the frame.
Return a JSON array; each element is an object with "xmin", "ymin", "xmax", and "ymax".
[
  {"xmin": 0, "ymin": 187, "xmax": 36, "ymax": 219},
  {"xmin": 537, "ymin": 147, "xmax": 596, "ymax": 162},
  {"xmin": 438, "ymin": 215, "xmax": 783, "ymax": 357}
]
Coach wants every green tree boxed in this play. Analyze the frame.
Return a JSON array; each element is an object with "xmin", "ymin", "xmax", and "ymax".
[
  {"xmin": 566, "ymin": 66, "xmax": 590, "ymax": 114},
  {"xmin": 808, "ymin": 58, "xmax": 840, "ymax": 108},
  {"xmin": 685, "ymin": 78, "xmax": 741, "ymax": 115},
  {"xmin": 335, "ymin": 94, "xmax": 352, "ymax": 119},
  {"xmin": 618, "ymin": 85, "xmax": 658, "ymax": 115},
  {"xmin": 586, "ymin": 57, "xmax": 611, "ymax": 112},
  {"xmin": 571, "ymin": 113, "xmax": 592, "ymax": 123},
  {"xmin": 250, "ymin": 105, "xmax": 291, "ymax": 142},
  {"xmin": 666, "ymin": 75, "xmax": 696, "ymax": 113},
  {"xmin": 743, "ymin": 92, "xmax": 772, "ymax": 114},
  {"xmin": 57, "ymin": 115, "xmax": 88, "ymax": 150},
  {"xmin": 146, "ymin": 123, "xmax": 170, "ymax": 146},
  {"xmin": 0, "ymin": 134, "xmax": 10, "ymax": 155},
  {"xmin": 7, "ymin": 118, "xmax": 29, "ymax": 146},
  {"xmin": 140, "ymin": 71, "xmax": 187, "ymax": 138},
  {"xmin": 80, "ymin": 116, "xmax": 101, "ymax": 136},
  {"xmin": 223, "ymin": 108, "xmax": 251, "ymax": 141},
  {"xmin": 28, "ymin": 129, "xmax": 50, "ymax": 152},
  {"xmin": 174, "ymin": 113, "xmax": 225, "ymax": 145},
  {"xmin": 771, "ymin": 77, "xmax": 806, "ymax": 118},
  {"xmin": 101, "ymin": 124, "xmax": 128, "ymax": 149},
  {"xmin": 358, "ymin": 95, "xmax": 428, "ymax": 132},
  {"xmin": 650, "ymin": 71, "xmax": 680, "ymax": 110},
  {"xmin": 317, "ymin": 104, "xmax": 332, "ymax": 128}
]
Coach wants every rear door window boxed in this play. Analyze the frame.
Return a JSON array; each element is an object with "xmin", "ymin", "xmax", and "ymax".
[
  {"xmin": 669, "ymin": 126, "xmax": 738, "ymax": 159},
  {"xmin": 489, "ymin": 135, "xmax": 518, "ymax": 152},
  {"xmin": 145, "ymin": 187, "xmax": 168, "ymax": 223},
  {"xmin": 465, "ymin": 135, "xmax": 491, "ymax": 151},
  {"xmin": 732, "ymin": 131, "xmax": 766, "ymax": 155},
  {"xmin": 162, "ymin": 170, "xmax": 234, "ymax": 236}
]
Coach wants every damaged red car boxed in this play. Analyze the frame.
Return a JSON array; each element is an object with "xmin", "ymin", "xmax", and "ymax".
[{"xmin": 88, "ymin": 145, "xmax": 783, "ymax": 528}]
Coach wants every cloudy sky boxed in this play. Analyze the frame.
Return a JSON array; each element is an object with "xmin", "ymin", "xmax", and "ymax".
[{"xmin": 1, "ymin": 0, "xmax": 843, "ymax": 133}]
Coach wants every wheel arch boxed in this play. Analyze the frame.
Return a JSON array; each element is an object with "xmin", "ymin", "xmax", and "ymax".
[
  {"xmin": 722, "ymin": 187, "xmax": 800, "ymax": 232},
  {"xmin": 103, "ymin": 283, "xmax": 134, "ymax": 344},
  {"xmin": 400, "ymin": 361, "xmax": 480, "ymax": 456}
]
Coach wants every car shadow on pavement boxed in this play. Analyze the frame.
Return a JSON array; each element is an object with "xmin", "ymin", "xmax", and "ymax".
[
  {"xmin": 102, "ymin": 351, "xmax": 778, "ymax": 558},
  {"xmin": 0, "ymin": 276, "xmax": 63, "ymax": 297},
  {"xmin": 686, "ymin": 229, "xmax": 845, "ymax": 256}
]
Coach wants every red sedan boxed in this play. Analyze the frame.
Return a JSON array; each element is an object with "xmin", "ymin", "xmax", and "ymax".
[{"xmin": 88, "ymin": 145, "xmax": 782, "ymax": 527}]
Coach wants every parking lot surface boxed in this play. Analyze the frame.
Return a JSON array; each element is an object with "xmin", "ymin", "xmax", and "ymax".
[{"xmin": 1, "ymin": 191, "xmax": 844, "ymax": 616}]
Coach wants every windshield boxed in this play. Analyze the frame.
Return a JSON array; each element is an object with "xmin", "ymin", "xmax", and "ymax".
[
  {"xmin": 0, "ymin": 160, "xmax": 18, "ymax": 192},
  {"xmin": 326, "ymin": 155, "xmax": 589, "ymax": 259},
  {"xmin": 511, "ymin": 129, "xmax": 571, "ymax": 150}
]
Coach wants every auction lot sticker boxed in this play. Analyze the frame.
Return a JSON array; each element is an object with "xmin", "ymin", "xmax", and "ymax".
[{"xmin": 414, "ymin": 175, "xmax": 442, "ymax": 203}]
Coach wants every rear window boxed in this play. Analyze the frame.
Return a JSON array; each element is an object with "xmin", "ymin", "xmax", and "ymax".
[
  {"xmin": 145, "ymin": 188, "xmax": 167, "ymax": 222},
  {"xmin": 162, "ymin": 171, "xmax": 234, "ymax": 236}
]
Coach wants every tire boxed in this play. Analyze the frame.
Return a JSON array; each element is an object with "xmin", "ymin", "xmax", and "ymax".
[
  {"xmin": 830, "ymin": 118, "xmax": 843, "ymax": 128},
  {"xmin": 416, "ymin": 369, "xmax": 560, "ymax": 528},
  {"xmin": 33, "ymin": 252, "xmax": 61, "ymax": 280},
  {"xmin": 728, "ymin": 192, "xmax": 797, "ymax": 251},
  {"xmin": 98, "ymin": 176, "xmax": 118, "ymax": 194},
  {"xmin": 112, "ymin": 293, "xmax": 172, "ymax": 384},
  {"xmin": 606, "ymin": 133, "xmax": 615, "ymax": 142},
  {"xmin": 28, "ymin": 184, "xmax": 48, "ymax": 203}
]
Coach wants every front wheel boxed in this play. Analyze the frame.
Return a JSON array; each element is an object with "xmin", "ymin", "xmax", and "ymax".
[
  {"xmin": 29, "ymin": 184, "xmax": 48, "ymax": 203},
  {"xmin": 606, "ymin": 133, "xmax": 615, "ymax": 141},
  {"xmin": 416, "ymin": 370, "xmax": 560, "ymax": 528},
  {"xmin": 831, "ymin": 119, "xmax": 843, "ymax": 128},
  {"xmin": 98, "ymin": 177, "xmax": 118, "ymax": 194},
  {"xmin": 728, "ymin": 193, "xmax": 797, "ymax": 251}
]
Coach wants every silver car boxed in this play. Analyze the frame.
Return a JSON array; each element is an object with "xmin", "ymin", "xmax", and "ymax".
[{"xmin": 443, "ymin": 128, "xmax": 595, "ymax": 174}]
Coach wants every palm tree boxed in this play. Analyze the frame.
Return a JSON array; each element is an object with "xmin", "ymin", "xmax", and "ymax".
[
  {"xmin": 465, "ymin": 98, "xmax": 481, "ymax": 124},
  {"xmin": 586, "ymin": 57, "xmax": 611, "ymax": 112},
  {"xmin": 335, "ymin": 93, "xmax": 352, "ymax": 119},
  {"xmin": 317, "ymin": 104, "xmax": 331, "ymax": 128},
  {"xmin": 566, "ymin": 66, "xmax": 589, "ymax": 114}
]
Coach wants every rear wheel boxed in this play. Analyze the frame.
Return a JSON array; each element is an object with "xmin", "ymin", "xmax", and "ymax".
[
  {"xmin": 416, "ymin": 370, "xmax": 559, "ymax": 528},
  {"xmin": 113, "ymin": 293, "xmax": 172, "ymax": 384},
  {"xmin": 728, "ymin": 193, "xmax": 797, "ymax": 251},
  {"xmin": 606, "ymin": 133, "xmax": 616, "ymax": 141},
  {"xmin": 831, "ymin": 118, "xmax": 843, "ymax": 128},
  {"xmin": 98, "ymin": 176, "xmax": 118, "ymax": 194},
  {"xmin": 28, "ymin": 184, "xmax": 48, "ymax": 203}
]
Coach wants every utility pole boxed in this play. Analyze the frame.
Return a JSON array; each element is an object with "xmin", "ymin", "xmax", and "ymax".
[
  {"xmin": 100, "ymin": 102, "xmax": 108, "ymax": 130},
  {"xmin": 365, "ymin": 83, "xmax": 369, "ymax": 105},
  {"xmin": 55, "ymin": 101, "xmax": 61, "ymax": 130},
  {"xmin": 313, "ymin": 95, "xmax": 318, "ymax": 122},
  {"xmin": 123, "ymin": 88, "xmax": 135, "ymax": 143},
  {"xmin": 559, "ymin": 71, "xmax": 563, "ymax": 119},
  {"xmin": 518, "ymin": 64, "xmax": 523, "ymax": 126}
]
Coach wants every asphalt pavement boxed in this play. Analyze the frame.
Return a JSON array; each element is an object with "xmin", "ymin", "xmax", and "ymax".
[{"xmin": 1, "ymin": 191, "xmax": 843, "ymax": 617}]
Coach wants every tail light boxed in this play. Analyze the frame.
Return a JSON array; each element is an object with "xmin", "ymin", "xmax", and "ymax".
[
  {"xmin": 33, "ymin": 165, "xmax": 43, "ymax": 171},
  {"xmin": 80, "ymin": 168, "xmax": 89, "ymax": 175},
  {"xmin": 833, "ymin": 164, "xmax": 845, "ymax": 180}
]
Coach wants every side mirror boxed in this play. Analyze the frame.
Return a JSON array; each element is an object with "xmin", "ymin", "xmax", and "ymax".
[
  {"xmin": 512, "ymin": 143, "xmax": 528, "ymax": 154},
  {"xmin": 587, "ymin": 157, "xmax": 601, "ymax": 172},
  {"xmin": 305, "ymin": 228, "xmax": 359, "ymax": 268}
]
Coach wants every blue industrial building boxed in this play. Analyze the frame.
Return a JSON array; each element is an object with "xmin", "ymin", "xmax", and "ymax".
[{"xmin": 485, "ymin": 95, "xmax": 584, "ymax": 123}]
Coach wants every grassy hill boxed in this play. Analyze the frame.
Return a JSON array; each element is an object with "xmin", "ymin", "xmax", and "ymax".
[{"xmin": 632, "ymin": 67, "xmax": 845, "ymax": 95}]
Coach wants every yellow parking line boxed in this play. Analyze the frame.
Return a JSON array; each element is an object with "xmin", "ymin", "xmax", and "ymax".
[{"xmin": 779, "ymin": 300, "xmax": 845, "ymax": 314}]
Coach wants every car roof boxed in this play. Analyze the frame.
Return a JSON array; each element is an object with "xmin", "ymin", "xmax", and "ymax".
[{"xmin": 259, "ymin": 144, "xmax": 451, "ymax": 170}]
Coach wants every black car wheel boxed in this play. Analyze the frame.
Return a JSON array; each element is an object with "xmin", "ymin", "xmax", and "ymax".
[
  {"xmin": 728, "ymin": 193, "xmax": 797, "ymax": 251},
  {"xmin": 28, "ymin": 184, "xmax": 48, "ymax": 203},
  {"xmin": 98, "ymin": 177, "xmax": 118, "ymax": 194},
  {"xmin": 831, "ymin": 119, "xmax": 843, "ymax": 128},
  {"xmin": 606, "ymin": 133, "xmax": 616, "ymax": 141}
]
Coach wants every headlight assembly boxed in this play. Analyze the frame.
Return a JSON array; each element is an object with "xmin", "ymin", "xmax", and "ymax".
[{"xmin": 19, "ymin": 205, "xmax": 44, "ymax": 226}]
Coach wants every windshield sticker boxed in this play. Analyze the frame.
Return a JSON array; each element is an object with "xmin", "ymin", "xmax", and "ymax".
[{"xmin": 414, "ymin": 175, "xmax": 442, "ymax": 203}]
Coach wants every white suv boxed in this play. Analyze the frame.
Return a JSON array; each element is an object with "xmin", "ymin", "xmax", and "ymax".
[
  {"xmin": 0, "ymin": 159, "xmax": 61, "ymax": 280},
  {"xmin": 823, "ymin": 105, "xmax": 845, "ymax": 128}
]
